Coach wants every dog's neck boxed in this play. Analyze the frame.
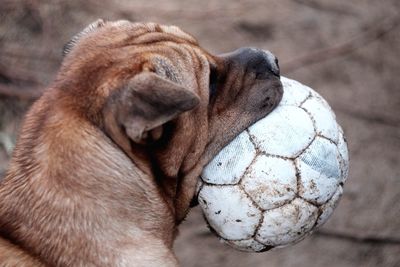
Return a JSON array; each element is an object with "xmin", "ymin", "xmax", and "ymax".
[{"xmin": 0, "ymin": 92, "xmax": 179, "ymax": 266}]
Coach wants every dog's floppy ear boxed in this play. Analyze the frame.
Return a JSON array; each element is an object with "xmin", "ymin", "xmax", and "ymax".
[
  {"xmin": 63, "ymin": 19, "xmax": 106, "ymax": 56},
  {"xmin": 103, "ymin": 72, "xmax": 200, "ymax": 149}
]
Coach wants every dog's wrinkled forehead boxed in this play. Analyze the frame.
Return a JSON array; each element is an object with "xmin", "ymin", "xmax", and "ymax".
[
  {"xmin": 63, "ymin": 19, "xmax": 198, "ymax": 56},
  {"xmin": 63, "ymin": 19, "xmax": 105, "ymax": 56}
]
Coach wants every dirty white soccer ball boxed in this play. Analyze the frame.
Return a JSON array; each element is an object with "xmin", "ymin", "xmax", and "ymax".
[{"xmin": 197, "ymin": 77, "xmax": 349, "ymax": 252}]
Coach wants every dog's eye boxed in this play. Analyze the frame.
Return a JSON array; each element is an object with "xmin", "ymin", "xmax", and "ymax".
[{"xmin": 209, "ymin": 65, "xmax": 218, "ymax": 98}]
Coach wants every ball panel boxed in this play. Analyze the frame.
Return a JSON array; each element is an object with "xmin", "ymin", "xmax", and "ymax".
[
  {"xmin": 223, "ymin": 238, "xmax": 271, "ymax": 252},
  {"xmin": 315, "ymin": 185, "xmax": 343, "ymax": 228},
  {"xmin": 337, "ymin": 127, "xmax": 349, "ymax": 182},
  {"xmin": 248, "ymin": 106, "xmax": 315, "ymax": 158},
  {"xmin": 301, "ymin": 97, "xmax": 339, "ymax": 143},
  {"xmin": 297, "ymin": 137, "xmax": 342, "ymax": 204},
  {"xmin": 311, "ymin": 92, "xmax": 335, "ymax": 118},
  {"xmin": 256, "ymin": 198, "xmax": 318, "ymax": 246},
  {"xmin": 280, "ymin": 77, "xmax": 311, "ymax": 106},
  {"xmin": 241, "ymin": 155, "xmax": 297, "ymax": 210},
  {"xmin": 201, "ymin": 131, "xmax": 255, "ymax": 185},
  {"xmin": 198, "ymin": 185, "xmax": 262, "ymax": 240}
]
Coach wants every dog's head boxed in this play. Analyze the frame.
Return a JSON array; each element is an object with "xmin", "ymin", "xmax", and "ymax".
[{"xmin": 60, "ymin": 19, "xmax": 283, "ymax": 222}]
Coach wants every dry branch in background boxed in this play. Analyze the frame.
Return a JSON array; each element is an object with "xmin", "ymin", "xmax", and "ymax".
[
  {"xmin": 0, "ymin": 65, "xmax": 43, "ymax": 100},
  {"xmin": 292, "ymin": 0, "xmax": 357, "ymax": 16},
  {"xmin": 0, "ymin": 84, "xmax": 42, "ymax": 100},
  {"xmin": 282, "ymin": 14, "xmax": 400, "ymax": 73},
  {"xmin": 316, "ymin": 229, "xmax": 400, "ymax": 246},
  {"xmin": 0, "ymin": 13, "xmax": 399, "ymax": 100},
  {"xmin": 0, "ymin": 65, "xmax": 42, "ymax": 86}
]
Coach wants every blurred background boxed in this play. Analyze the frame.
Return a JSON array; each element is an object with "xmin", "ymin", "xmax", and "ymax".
[{"xmin": 0, "ymin": 0, "xmax": 399, "ymax": 266}]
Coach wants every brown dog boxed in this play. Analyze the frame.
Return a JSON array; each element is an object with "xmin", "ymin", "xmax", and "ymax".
[{"xmin": 0, "ymin": 20, "xmax": 282, "ymax": 266}]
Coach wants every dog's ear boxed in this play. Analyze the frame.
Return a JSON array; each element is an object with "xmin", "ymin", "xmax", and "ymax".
[
  {"xmin": 63, "ymin": 19, "xmax": 106, "ymax": 56},
  {"xmin": 103, "ymin": 72, "xmax": 200, "ymax": 149}
]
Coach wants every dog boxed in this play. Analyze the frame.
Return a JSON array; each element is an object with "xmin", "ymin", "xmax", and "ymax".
[{"xmin": 0, "ymin": 20, "xmax": 282, "ymax": 266}]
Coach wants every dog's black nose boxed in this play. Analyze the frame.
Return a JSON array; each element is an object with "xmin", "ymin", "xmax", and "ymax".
[
  {"xmin": 221, "ymin": 47, "xmax": 280, "ymax": 78},
  {"xmin": 264, "ymin": 51, "xmax": 280, "ymax": 77},
  {"xmin": 241, "ymin": 47, "xmax": 280, "ymax": 77}
]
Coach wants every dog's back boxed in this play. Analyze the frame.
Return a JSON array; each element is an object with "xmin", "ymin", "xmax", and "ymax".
[{"xmin": 0, "ymin": 96, "xmax": 54, "ymax": 266}]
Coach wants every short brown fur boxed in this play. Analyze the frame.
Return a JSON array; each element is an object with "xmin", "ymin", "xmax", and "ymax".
[{"xmin": 0, "ymin": 20, "xmax": 282, "ymax": 266}]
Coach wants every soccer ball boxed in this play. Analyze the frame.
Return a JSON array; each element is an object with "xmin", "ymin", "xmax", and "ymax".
[{"xmin": 196, "ymin": 77, "xmax": 349, "ymax": 252}]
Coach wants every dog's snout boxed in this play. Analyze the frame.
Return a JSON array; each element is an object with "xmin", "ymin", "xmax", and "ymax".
[{"xmin": 221, "ymin": 47, "xmax": 280, "ymax": 78}]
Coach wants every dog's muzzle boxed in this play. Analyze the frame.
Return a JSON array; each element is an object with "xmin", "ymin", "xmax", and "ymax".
[{"xmin": 220, "ymin": 47, "xmax": 280, "ymax": 78}]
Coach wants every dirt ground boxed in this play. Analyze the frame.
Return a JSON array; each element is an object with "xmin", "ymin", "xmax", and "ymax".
[{"xmin": 1, "ymin": 0, "xmax": 399, "ymax": 266}]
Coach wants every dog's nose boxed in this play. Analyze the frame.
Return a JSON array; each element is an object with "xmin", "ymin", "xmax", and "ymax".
[
  {"xmin": 221, "ymin": 47, "xmax": 280, "ymax": 77},
  {"xmin": 259, "ymin": 49, "xmax": 280, "ymax": 77}
]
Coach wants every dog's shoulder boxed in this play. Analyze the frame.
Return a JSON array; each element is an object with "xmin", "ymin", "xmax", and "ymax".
[{"xmin": 0, "ymin": 237, "xmax": 45, "ymax": 266}]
